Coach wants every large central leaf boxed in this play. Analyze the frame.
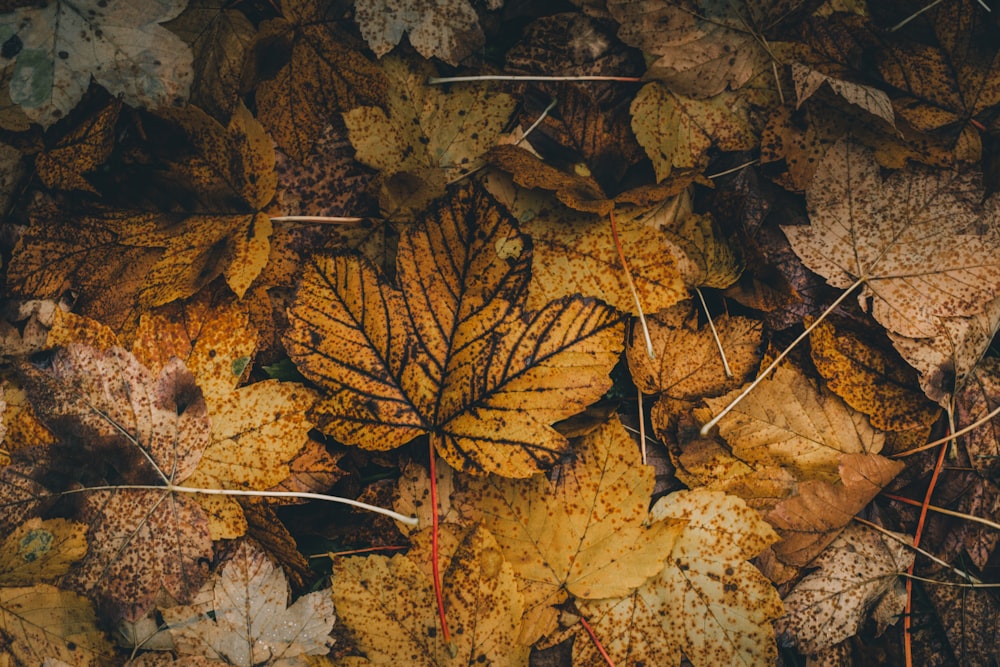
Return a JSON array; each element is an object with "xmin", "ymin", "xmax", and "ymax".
[{"xmin": 284, "ymin": 183, "xmax": 623, "ymax": 477}]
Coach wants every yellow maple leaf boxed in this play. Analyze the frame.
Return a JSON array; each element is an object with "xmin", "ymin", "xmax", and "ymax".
[{"xmin": 283, "ymin": 183, "xmax": 623, "ymax": 477}]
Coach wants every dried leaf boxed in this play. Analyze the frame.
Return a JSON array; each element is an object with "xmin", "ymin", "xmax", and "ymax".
[
  {"xmin": 255, "ymin": 0, "xmax": 386, "ymax": 161},
  {"xmin": 628, "ymin": 302, "xmax": 762, "ymax": 401},
  {"xmin": 766, "ymin": 453, "xmax": 905, "ymax": 567},
  {"xmin": 955, "ymin": 358, "xmax": 1000, "ymax": 479},
  {"xmin": 460, "ymin": 416, "xmax": 682, "ymax": 618},
  {"xmin": 354, "ymin": 0, "xmax": 484, "ymax": 65},
  {"xmin": 791, "ymin": 62, "xmax": 895, "ymax": 127},
  {"xmin": 164, "ymin": 541, "xmax": 335, "ymax": 665},
  {"xmin": 776, "ymin": 524, "xmax": 913, "ymax": 655},
  {"xmin": 331, "ymin": 525, "xmax": 528, "ymax": 666},
  {"xmin": 0, "ymin": 584, "xmax": 114, "ymax": 666},
  {"xmin": 660, "ymin": 213, "xmax": 744, "ymax": 289},
  {"xmin": 782, "ymin": 137, "xmax": 1000, "ymax": 340},
  {"xmin": 344, "ymin": 56, "xmax": 515, "ymax": 218},
  {"xmin": 284, "ymin": 183, "xmax": 623, "ymax": 477},
  {"xmin": 574, "ymin": 489, "xmax": 782, "ymax": 667},
  {"xmin": 35, "ymin": 100, "xmax": 120, "ymax": 193},
  {"xmin": 0, "ymin": 517, "xmax": 86, "ymax": 585},
  {"xmin": 701, "ymin": 362, "xmax": 885, "ymax": 482},
  {"xmin": 0, "ymin": 1, "xmax": 192, "ymax": 127}
]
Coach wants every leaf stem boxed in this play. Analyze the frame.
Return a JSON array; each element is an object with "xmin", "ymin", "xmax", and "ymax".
[
  {"xmin": 53, "ymin": 483, "xmax": 419, "ymax": 526},
  {"xmin": 700, "ymin": 275, "xmax": 866, "ymax": 435},
  {"xmin": 428, "ymin": 75, "xmax": 641, "ymax": 84},
  {"xmin": 428, "ymin": 443, "xmax": 452, "ymax": 647},
  {"xmin": 893, "ymin": 402, "xmax": 1000, "ymax": 458},
  {"xmin": 579, "ymin": 615, "xmax": 616, "ymax": 667},
  {"xmin": 695, "ymin": 286, "xmax": 732, "ymax": 377},
  {"xmin": 610, "ymin": 208, "xmax": 655, "ymax": 359},
  {"xmin": 270, "ymin": 216, "xmax": 366, "ymax": 223}
]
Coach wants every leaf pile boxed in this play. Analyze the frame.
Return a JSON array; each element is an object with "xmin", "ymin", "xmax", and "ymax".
[{"xmin": 1, "ymin": 1, "xmax": 999, "ymax": 666}]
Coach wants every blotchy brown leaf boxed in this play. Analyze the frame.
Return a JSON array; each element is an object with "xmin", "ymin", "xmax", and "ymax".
[
  {"xmin": 782, "ymin": 138, "xmax": 1000, "ymax": 340},
  {"xmin": 776, "ymin": 524, "xmax": 913, "ymax": 655},
  {"xmin": 284, "ymin": 183, "xmax": 623, "ymax": 477},
  {"xmin": 354, "ymin": 0, "xmax": 484, "ymax": 65},
  {"xmin": 766, "ymin": 453, "xmax": 904, "ymax": 567}
]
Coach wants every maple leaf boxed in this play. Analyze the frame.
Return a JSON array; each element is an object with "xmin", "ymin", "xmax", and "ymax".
[
  {"xmin": 765, "ymin": 453, "xmax": 904, "ymax": 567},
  {"xmin": 628, "ymin": 301, "xmax": 762, "ymax": 401},
  {"xmin": 19, "ymin": 344, "xmax": 213, "ymax": 621},
  {"xmin": 0, "ymin": 584, "xmax": 114, "ymax": 666},
  {"xmin": 459, "ymin": 415, "xmax": 683, "ymax": 635},
  {"xmin": 484, "ymin": 175, "xmax": 688, "ymax": 316},
  {"xmin": 34, "ymin": 100, "xmax": 120, "ymax": 193},
  {"xmin": 331, "ymin": 524, "xmax": 529, "ymax": 666},
  {"xmin": 700, "ymin": 361, "xmax": 885, "ymax": 482},
  {"xmin": 776, "ymin": 524, "xmax": 913, "ymax": 655},
  {"xmin": 956, "ymin": 358, "xmax": 1000, "ymax": 479},
  {"xmin": 571, "ymin": 489, "xmax": 782, "ymax": 667},
  {"xmin": 608, "ymin": 0, "xmax": 791, "ymax": 97},
  {"xmin": 344, "ymin": 56, "xmax": 516, "ymax": 218},
  {"xmin": 0, "ymin": 517, "xmax": 86, "ymax": 585},
  {"xmin": 283, "ymin": 183, "xmax": 623, "ymax": 477},
  {"xmin": 254, "ymin": 0, "xmax": 387, "ymax": 161},
  {"xmin": 164, "ymin": 0, "xmax": 257, "ymax": 122},
  {"xmin": 791, "ymin": 62, "xmax": 895, "ymax": 128},
  {"xmin": 354, "ymin": 0, "xmax": 485, "ymax": 66},
  {"xmin": 162, "ymin": 540, "xmax": 335, "ymax": 665},
  {"xmin": 0, "ymin": 0, "xmax": 193, "ymax": 128},
  {"xmin": 783, "ymin": 137, "xmax": 1000, "ymax": 341}
]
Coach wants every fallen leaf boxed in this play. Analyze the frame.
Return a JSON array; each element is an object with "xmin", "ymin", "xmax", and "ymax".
[
  {"xmin": 701, "ymin": 361, "xmax": 885, "ymax": 482},
  {"xmin": 284, "ymin": 183, "xmax": 623, "ymax": 477},
  {"xmin": 776, "ymin": 524, "xmax": 913, "ymax": 655},
  {"xmin": 0, "ymin": 0, "xmax": 193, "ymax": 127},
  {"xmin": 163, "ymin": 540, "xmax": 335, "ymax": 665},
  {"xmin": 608, "ymin": 0, "xmax": 781, "ymax": 97},
  {"xmin": 782, "ymin": 137, "xmax": 1000, "ymax": 341},
  {"xmin": 573, "ymin": 489, "xmax": 782, "ymax": 667},
  {"xmin": 628, "ymin": 301, "xmax": 762, "ymax": 401},
  {"xmin": 460, "ymin": 415, "xmax": 682, "ymax": 625},
  {"xmin": 0, "ymin": 584, "xmax": 114, "ymax": 666},
  {"xmin": 20, "ymin": 344, "xmax": 213, "ymax": 621},
  {"xmin": 631, "ymin": 82, "xmax": 758, "ymax": 181},
  {"xmin": 659, "ymin": 213, "xmax": 744, "ymax": 290},
  {"xmin": 344, "ymin": 55, "xmax": 515, "ymax": 218},
  {"xmin": 331, "ymin": 524, "xmax": 528, "ymax": 666},
  {"xmin": 164, "ymin": 0, "xmax": 256, "ymax": 121},
  {"xmin": 766, "ymin": 453, "xmax": 905, "ymax": 567},
  {"xmin": 254, "ymin": 0, "xmax": 387, "ymax": 161},
  {"xmin": 791, "ymin": 62, "xmax": 895, "ymax": 127},
  {"xmin": 35, "ymin": 100, "xmax": 120, "ymax": 193},
  {"xmin": 354, "ymin": 0, "xmax": 484, "ymax": 65},
  {"xmin": 0, "ymin": 517, "xmax": 86, "ymax": 585},
  {"xmin": 956, "ymin": 359, "xmax": 1000, "ymax": 479}
]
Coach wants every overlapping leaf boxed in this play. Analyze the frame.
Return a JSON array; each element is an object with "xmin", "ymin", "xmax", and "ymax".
[
  {"xmin": 354, "ymin": 0, "xmax": 485, "ymax": 65},
  {"xmin": 284, "ymin": 183, "xmax": 623, "ymax": 477}
]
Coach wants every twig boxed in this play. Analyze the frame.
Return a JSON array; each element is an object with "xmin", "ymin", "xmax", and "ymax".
[
  {"xmin": 700, "ymin": 276, "xmax": 866, "ymax": 435},
  {"xmin": 894, "ymin": 402, "xmax": 1000, "ymax": 458},
  {"xmin": 270, "ymin": 216, "xmax": 365, "ymax": 223},
  {"xmin": 610, "ymin": 208, "xmax": 655, "ymax": 359},
  {"xmin": 428, "ymin": 443, "xmax": 452, "ymax": 647},
  {"xmin": 853, "ymin": 516, "xmax": 981, "ymax": 583},
  {"xmin": 883, "ymin": 493, "xmax": 1000, "ymax": 534},
  {"xmin": 695, "ymin": 286, "xmax": 732, "ymax": 378},
  {"xmin": 580, "ymin": 615, "xmax": 616, "ymax": 667}
]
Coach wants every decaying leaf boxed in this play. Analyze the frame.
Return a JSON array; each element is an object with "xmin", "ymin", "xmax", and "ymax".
[
  {"xmin": 776, "ymin": 524, "xmax": 913, "ymax": 655},
  {"xmin": 163, "ymin": 541, "xmax": 335, "ymax": 665},
  {"xmin": 0, "ymin": 517, "xmax": 86, "ymax": 585},
  {"xmin": 0, "ymin": 0, "xmax": 193, "ymax": 127},
  {"xmin": 331, "ymin": 524, "xmax": 528, "ymax": 666},
  {"xmin": 255, "ymin": 0, "xmax": 387, "ymax": 161},
  {"xmin": 19, "ymin": 344, "xmax": 213, "ymax": 621},
  {"xmin": 460, "ymin": 416, "xmax": 683, "ymax": 628},
  {"xmin": 701, "ymin": 361, "xmax": 885, "ymax": 482},
  {"xmin": 354, "ymin": 0, "xmax": 484, "ymax": 65},
  {"xmin": 766, "ymin": 453, "xmax": 905, "ymax": 567},
  {"xmin": 783, "ymin": 138, "xmax": 1000, "ymax": 341},
  {"xmin": 35, "ymin": 100, "xmax": 120, "ymax": 193},
  {"xmin": 344, "ymin": 56, "xmax": 515, "ymax": 218},
  {"xmin": 284, "ymin": 183, "xmax": 623, "ymax": 477},
  {"xmin": 791, "ymin": 62, "xmax": 895, "ymax": 127},
  {"xmin": 628, "ymin": 302, "xmax": 762, "ymax": 401},
  {"xmin": 573, "ymin": 489, "xmax": 782, "ymax": 667},
  {"xmin": 0, "ymin": 584, "xmax": 114, "ymax": 666}
]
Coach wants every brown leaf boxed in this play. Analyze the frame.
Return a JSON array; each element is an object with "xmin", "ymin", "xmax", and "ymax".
[
  {"xmin": 254, "ymin": 0, "xmax": 386, "ymax": 161},
  {"xmin": 783, "ymin": 137, "xmax": 1000, "ymax": 340},
  {"xmin": 0, "ymin": 517, "xmax": 87, "ymax": 585},
  {"xmin": 956, "ymin": 358, "xmax": 1000, "ymax": 478},
  {"xmin": 35, "ymin": 100, "xmax": 121, "ymax": 193},
  {"xmin": 766, "ymin": 453, "xmax": 905, "ymax": 567},
  {"xmin": 354, "ymin": 0, "xmax": 484, "ymax": 65},
  {"xmin": 776, "ymin": 524, "xmax": 913, "ymax": 655},
  {"xmin": 283, "ymin": 183, "xmax": 623, "ymax": 477},
  {"xmin": 628, "ymin": 301, "xmax": 762, "ymax": 401}
]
